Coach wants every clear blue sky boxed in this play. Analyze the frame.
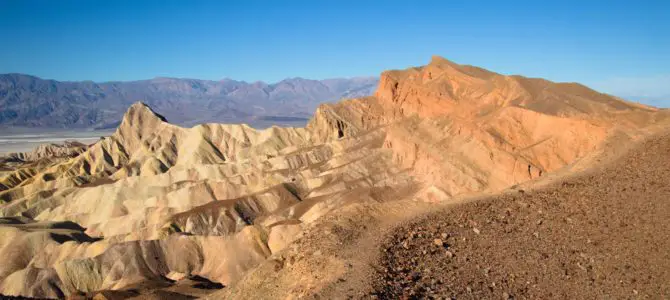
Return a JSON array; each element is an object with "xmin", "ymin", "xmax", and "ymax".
[{"xmin": 0, "ymin": 0, "xmax": 668, "ymax": 99}]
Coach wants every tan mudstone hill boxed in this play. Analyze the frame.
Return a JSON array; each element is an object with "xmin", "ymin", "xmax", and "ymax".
[
  {"xmin": 4, "ymin": 141, "xmax": 88, "ymax": 162},
  {"xmin": 1, "ymin": 57, "xmax": 667, "ymax": 299}
]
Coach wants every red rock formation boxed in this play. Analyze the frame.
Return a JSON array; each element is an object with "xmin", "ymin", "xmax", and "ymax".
[{"xmin": 310, "ymin": 56, "xmax": 666, "ymax": 195}]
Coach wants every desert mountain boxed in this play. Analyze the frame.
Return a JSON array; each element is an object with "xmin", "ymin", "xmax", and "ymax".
[
  {"xmin": 0, "ymin": 74, "xmax": 378, "ymax": 128},
  {"xmin": 0, "ymin": 56, "xmax": 668, "ymax": 299}
]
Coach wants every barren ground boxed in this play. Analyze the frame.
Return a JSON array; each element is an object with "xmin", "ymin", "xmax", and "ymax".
[{"xmin": 367, "ymin": 131, "xmax": 670, "ymax": 299}]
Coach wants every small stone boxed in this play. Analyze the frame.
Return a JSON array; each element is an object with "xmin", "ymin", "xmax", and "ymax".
[
  {"xmin": 533, "ymin": 232, "xmax": 539, "ymax": 238},
  {"xmin": 441, "ymin": 233, "xmax": 449, "ymax": 239},
  {"xmin": 502, "ymin": 292, "xmax": 511, "ymax": 299},
  {"xmin": 402, "ymin": 241, "xmax": 410, "ymax": 249},
  {"xmin": 445, "ymin": 251, "xmax": 454, "ymax": 258},
  {"xmin": 473, "ymin": 228, "xmax": 481, "ymax": 235},
  {"xmin": 433, "ymin": 239, "xmax": 444, "ymax": 247},
  {"xmin": 466, "ymin": 286, "xmax": 472, "ymax": 293}
]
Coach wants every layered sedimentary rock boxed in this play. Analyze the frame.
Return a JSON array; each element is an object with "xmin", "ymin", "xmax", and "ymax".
[
  {"xmin": 0, "ymin": 102, "xmax": 414, "ymax": 298},
  {"xmin": 4, "ymin": 141, "xmax": 88, "ymax": 162},
  {"xmin": 0, "ymin": 56, "xmax": 667, "ymax": 298}
]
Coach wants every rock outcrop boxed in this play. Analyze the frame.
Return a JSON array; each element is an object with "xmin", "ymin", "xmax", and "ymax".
[
  {"xmin": 308, "ymin": 56, "xmax": 664, "ymax": 196},
  {"xmin": 4, "ymin": 141, "xmax": 88, "ymax": 162}
]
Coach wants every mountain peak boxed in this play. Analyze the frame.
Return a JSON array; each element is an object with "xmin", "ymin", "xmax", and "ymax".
[
  {"xmin": 375, "ymin": 56, "xmax": 650, "ymax": 119},
  {"xmin": 123, "ymin": 102, "xmax": 168, "ymax": 124},
  {"xmin": 429, "ymin": 55, "xmax": 459, "ymax": 67},
  {"xmin": 113, "ymin": 102, "xmax": 171, "ymax": 150}
]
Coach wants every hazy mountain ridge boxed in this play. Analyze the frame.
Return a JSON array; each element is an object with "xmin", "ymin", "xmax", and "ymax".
[
  {"xmin": 625, "ymin": 95, "xmax": 670, "ymax": 108},
  {"xmin": 0, "ymin": 74, "xmax": 378, "ymax": 128}
]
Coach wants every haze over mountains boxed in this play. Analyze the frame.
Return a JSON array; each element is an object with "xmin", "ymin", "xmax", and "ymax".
[
  {"xmin": 2, "ymin": 70, "xmax": 666, "ymax": 132},
  {"xmin": 626, "ymin": 95, "xmax": 670, "ymax": 108},
  {"xmin": 0, "ymin": 74, "xmax": 378, "ymax": 128},
  {"xmin": 0, "ymin": 56, "xmax": 668, "ymax": 299}
]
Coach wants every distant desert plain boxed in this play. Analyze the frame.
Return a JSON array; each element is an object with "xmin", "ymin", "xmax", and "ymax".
[{"xmin": 0, "ymin": 128, "xmax": 114, "ymax": 154}]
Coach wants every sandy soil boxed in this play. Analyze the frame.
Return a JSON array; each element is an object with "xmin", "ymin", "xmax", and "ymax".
[{"xmin": 368, "ymin": 131, "xmax": 670, "ymax": 299}]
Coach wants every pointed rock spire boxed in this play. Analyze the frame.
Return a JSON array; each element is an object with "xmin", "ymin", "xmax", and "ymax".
[{"xmin": 123, "ymin": 102, "xmax": 168, "ymax": 124}]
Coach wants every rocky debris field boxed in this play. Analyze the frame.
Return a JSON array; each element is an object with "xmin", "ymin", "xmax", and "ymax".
[{"xmin": 369, "ymin": 132, "xmax": 670, "ymax": 299}]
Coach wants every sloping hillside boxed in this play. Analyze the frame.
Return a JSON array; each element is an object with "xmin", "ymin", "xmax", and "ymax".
[{"xmin": 371, "ymin": 129, "xmax": 670, "ymax": 299}]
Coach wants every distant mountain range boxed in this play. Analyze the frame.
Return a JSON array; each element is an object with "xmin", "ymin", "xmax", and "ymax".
[{"xmin": 0, "ymin": 74, "xmax": 378, "ymax": 128}]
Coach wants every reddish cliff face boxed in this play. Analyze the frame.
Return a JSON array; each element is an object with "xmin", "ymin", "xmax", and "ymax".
[
  {"xmin": 310, "ymin": 56, "xmax": 666, "ymax": 196},
  {"xmin": 375, "ymin": 56, "xmax": 472, "ymax": 118},
  {"xmin": 375, "ymin": 55, "xmax": 655, "ymax": 121}
]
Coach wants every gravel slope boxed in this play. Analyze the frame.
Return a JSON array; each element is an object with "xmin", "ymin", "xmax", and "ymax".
[{"xmin": 370, "ymin": 131, "xmax": 670, "ymax": 299}]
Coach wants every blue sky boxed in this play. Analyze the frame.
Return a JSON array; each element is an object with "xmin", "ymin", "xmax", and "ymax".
[{"xmin": 0, "ymin": 0, "xmax": 668, "ymax": 100}]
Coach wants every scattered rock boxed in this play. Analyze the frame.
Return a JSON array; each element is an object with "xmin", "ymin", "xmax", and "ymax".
[{"xmin": 369, "ymin": 131, "xmax": 670, "ymax": 299}]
